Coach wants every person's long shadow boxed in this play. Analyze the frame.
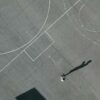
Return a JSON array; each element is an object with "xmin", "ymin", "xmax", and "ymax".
[{"xmin": 61, "ymin": 60, "xmax": 92, "ymax": 81}]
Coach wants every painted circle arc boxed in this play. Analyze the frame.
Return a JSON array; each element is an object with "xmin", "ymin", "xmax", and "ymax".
[
  {"xmin": 0, "ymin": 0, "xmax": 49, "ymax": 54},
  {"xmin": 79, "ymin": 0, "xmax": 100, "ymax": 32}
]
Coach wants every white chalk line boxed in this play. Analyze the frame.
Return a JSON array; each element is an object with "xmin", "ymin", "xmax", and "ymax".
[
  {"xmin": 0, "ymin": 0, "xmax": 80, "ymax": 73},
  {"xmin": 24, "ymin": 32, "xmax": 55, "ymax": 62},
  {"xmin": 45, "ymin": 31, "xmax": 55, "ymax": 43},
  {"xmin": 0, "ymin": 0, "xmax": 50, "ymax": 73},
  {"xmin": 66, "ymin": 1, "xmax": 100, "ymax": 46},
  {"xmin": 79, "ymin": 3, "xmax": 100, "ymax": 44},
  {"xmin": 0, "ymin": 0, "xmax": 80, "ymax": 55},
  {"xmin": 0, "ymin": 51, "xmax": 23, "ymax": 73},
  {"xmin": 0, "ymin": 32, "xmax": 52, "ymax": 73},
  {"xmin": 0, "ymin": 33, "xmax": 49, "ymax": 73},
  {"xmin": 63, "ymin": 0, "xmax": 67, "ymax": 10},
  {"xmin": 24, "ymin": 50, "xmax": 35, "ymax": 62},
  {"xmin": 24, "ymin": 41, "xmax": 55, "ymax": 63},
  {"xmin": 0, "ymin": 0, "xmax": 50, "ymax": 56},
  {"xmin": 45, "ymin": 2, "xmax": 100, "ymax": 97},
  {"xmin": 45, "ymin": 0, "xmax": 81, "ymax": 32},
  {"xmin": 66, "ymin": 4, "xmax": 100, "ymax": 97},
  {"xmin": 79, "ymin": 3, "xmax": 100, "ymax": 33},
  {"xmin": 48, "ymin": 55, "xmax": 57, "ymax": 65},
  {"xmin": 25, "ymin": 32, "xmax": 49, "ymax": 50},
  {"xmin": 67, "ymin": 13, "xmax": 100, "ymax": 46}
]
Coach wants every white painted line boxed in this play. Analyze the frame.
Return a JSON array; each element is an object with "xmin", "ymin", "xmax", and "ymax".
[
  {"xmin": 48, "ymin": 55, "xmax": 56, "ymax": 65},
  {"xmin": 45, "ymin": 31, "xmax": 55, "ymax": 43},
  {"xmin": 0, "ymin": 0, "xmax": 80, "ymax": 73},
  {"xmin": 25, "ymin": 32, "xmax": 54, "ymax": 62},
  {"xmin": 63, "ymin": 0, "xmax": 67, "ymax": 10},
  {"xmin": 0, "ymin": 0, "xmax": 51, "ymax": 73},
  {"xmin": 26, "ymin": 32, "xmax": 47, "ymax": 48},
  {"xmin": 0, "ymin": 0, "xmax": 51, "ymax": 56},
  {"xmin": 25, "ymin": 31, "xmax": 55, "ymax": 50},
  {"xmin": 79, "ymin": 4, "xmax": 100, "ymax": 33},
  {"xmin": 30, "ymin": 41, "xmax": 54, "ymax": 62},
  {"xmin": 0, "ymin": 51, "xmax": 23, "ymax": 73},
  {"xmin": 24, "ymin": 50, "xmax": 35, "ymax": 62},
  {"xmin": 36, "ymin": 0, "xmax": 51, "ymax": 35},
  {"xmin": 0, "ymin": 0, "xmax": 79, "ymax": 55},
  {"xmin": 25, "ymin": 41, "xmax": 55, "ymax": 63},
  {"xmin": 0, "ymin": 32, "xmax": 50, "ymax": 73},
  {"xmin": 0, "ymin": 32, "xmax": 54, "ymax": 74},
  {"xmin": 67, "ymin": 13, "xmax": 100, "ymax": 46},
  {"xmin": 45, "ymin": 0, "xmax": 81, "ymax": 32}
]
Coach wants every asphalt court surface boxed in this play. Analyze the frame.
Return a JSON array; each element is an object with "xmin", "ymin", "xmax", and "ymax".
[
  {"xmin": 0, "ymin": 0, "xmax": 100, "ymax": 100},
  {"xmin": 47, "ymin": 0, "xmax": 93, "ymax": 59},
  {"xmin": 25, "ymin": 32, "xmax": 54, "ymax": 62},
  {"xmin": 0, "ymin": 0, "xmax": 49, "ymax": 54},
  {"xmin": 0, "ymin": 45, "xmax": 97, "ymax": 100},
  {"xmin": 67, "ymin": 0, "xmax": 100, "ymax": 44}
]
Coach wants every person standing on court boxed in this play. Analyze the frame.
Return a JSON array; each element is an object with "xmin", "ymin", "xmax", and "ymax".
[{"xmin": 60, "ymin": 60, "xmax": 92, "ymax": 82}]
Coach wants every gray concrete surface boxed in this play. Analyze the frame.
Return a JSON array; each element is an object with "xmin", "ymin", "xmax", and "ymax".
[
  {"xmin": 0, "ymin": 0, "xmax": 49, "ymax": 53},
  {"xmin": 0, "ymin": 0, "xmax": 100, "ymax": 100}
]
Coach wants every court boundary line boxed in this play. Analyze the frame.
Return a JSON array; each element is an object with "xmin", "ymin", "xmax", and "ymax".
[
  {"xmin": 24, "ymin": 32, "xmax": 55, "ymax": 62},
  {"xmin": 0, "ymin": 51, "xmax": 23, "ymax": 73},
  {"xmin": 0, "ymin": 0, "xmax": 50, "ymax": 55},
  {"xmin": 24, "ymin": 50, "xmax": 35, "ymax": 62},
  {"xmin": 24, "ymin": 41, "xmax": 55, "ymax": 63},
  {"xmin": 79, "ymin": 3, "xmax": 100, "ymax": 33},
  {"xmin": 63, "ymin": 0, "xmax": 67, "ymax": 11},
  {"xmin": 63, "ymin": 0, "xmax": 80, "ymax": 10},
  {"xmin": 0, "ymin": 32, "xmax": 53, "ymax": 73},
  {"xmin": 0, "ymin": 0, "xmax": 81, "ymax": 73},
  {"xmin": 45, "ymin": 31, "xmax": 54, "ymax": 42},
  {"xmin": 66, "ymin": 2, "xmax": 100, "ymax": 46},
  {"xmin": 44, "ymin": 0, "xmax": 81, "ymax": 32},
  {"xmin": 67, "ymin": 13, "xmax": 100, "ymax": 46}
]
